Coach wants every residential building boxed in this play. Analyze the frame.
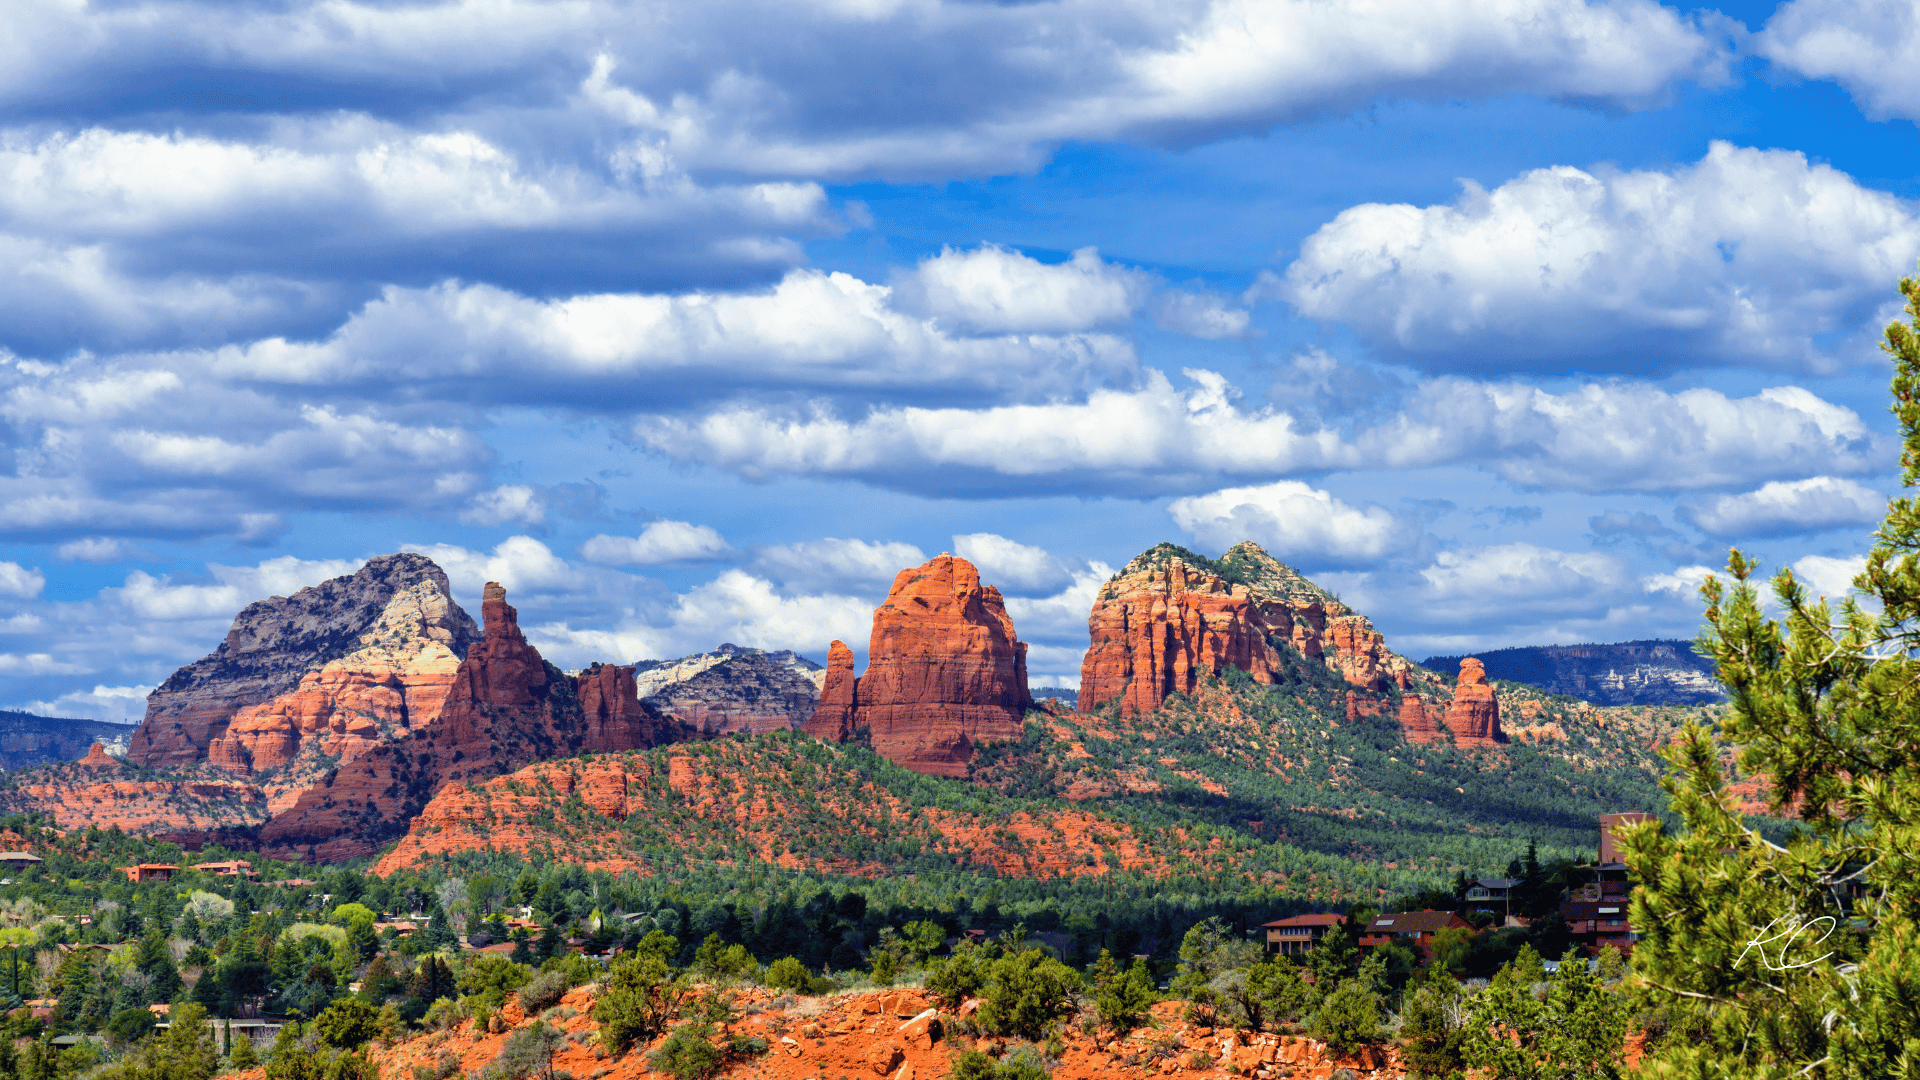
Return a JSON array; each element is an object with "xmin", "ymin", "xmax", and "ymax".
[
  {"xmin": 1599, "ymin": 812, "xmax": 1654, "ymax": 864},
  {"xmin": 1258, "ymin": 913, "xmax": 1345, "ymax": 956},
  {"xmin": 192, "ymin": 860, "xmax": 254, "ymax": 877},
  {"xmin": 1560, "ymin": 900, "xmax": 1636, "ymax": 955},
  {"xmin": 0, "ymin": 852, "xmax": 42, "ymax": 871},
  {"xmin": 120, "ymin": 864, "xmax": 177, "ymax": 883},
  {"xmin": 1358, "ymin": 910, "xmax": 1472, "ymax": 960},
  {"xmin": 1464, "ymin": 877, "xmax": 1520, "ymax": 920}
]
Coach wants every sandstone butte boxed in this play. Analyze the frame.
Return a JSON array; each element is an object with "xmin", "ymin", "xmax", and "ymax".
[
  {"xmin": 129, "ymin": 554, "xmax": 481, "ymax": 768},
  {"xmin": 1442, "ymin": 657, "xmax": 1507, "ymax": 748},
  {"xmin": 803, "ymin": 555, "xmax": 1030, "ymax": 778},
  {"xmin": 297, "ymin": 984, "xmax": 1427, "ymax": 1080},
  {"xmin": 257, "ymin": 582, "xmax": 684, "ymax": 861},
  {"xmin": 1080, "ymin": 542, "xmax": 1423, "ymax": 718}
]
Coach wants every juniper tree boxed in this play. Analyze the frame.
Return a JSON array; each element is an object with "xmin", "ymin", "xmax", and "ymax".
[{"xmin": 1620, "ymin": 264, "xmax": 1920, "ymax": 1077}]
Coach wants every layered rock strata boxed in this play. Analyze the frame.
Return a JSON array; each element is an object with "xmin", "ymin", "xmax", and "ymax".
[
  {"xmin": 1397, "ymin": 696, "xmax": 1446, "ymax": 745},
  {"xmin": 1080, "ymin": 542, "xmax": 1421, "ymax": 717},
  {"xmin": 258, "ymin": 583, "xmax": 683, "ymax": 861},
  {"xmin": 631, "ymin": 644, "xmax": 825, "ymax": 735},
  {"xmin": 1443, "ymin": 658, "xmax": 1506, "ymax": 748},
  {"xmin": 130, "ymin": 554, "xmax": 480, "ymax": 767},
  {"xmin": 803, "ymin": 555, "xmax": 1031, "ymax": 777}
]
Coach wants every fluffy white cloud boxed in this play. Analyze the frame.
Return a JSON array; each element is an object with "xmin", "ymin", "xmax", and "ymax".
[
  {"xmin": 0, "ymin": 562, "xmax": 45, "ymax": 600},
  {"xmin": 580, "ymin": 521, "xmax": 733, "ymax": 566},
  {"xmin": 892, "ymin": 247, "xmax": 1148, "ymax": 335},
  {"xmin": 1793, "ymin": 553, "xmax": 1868, "ymax": 600},
  {"xmin": 1277, "ymin": 143, "xmax": 1920, "ymax": 373},
  {"xmin": 18, "ymin": 684, "xmax": 151, "ymax": 723},
  {"xmin": 952, "ymin": 533, "xmax": 1077, "ymax": 595},
  {"xmin": 461, "ymin": 485, "xmax": 546, "ymax": 527},
  {"xmin": 55, "ymin": 538, "xmax": 141, "ymax": 564},
  {"xmin": 1760, "ymin": 0, "xmax": 1920, "ymax": 122},
  {"xmin": 405, "ymin": 536, "xmax": 582, "ymax": 601},
  {"xmin": 1417, "ymin": 543, "xmax": 1632, "ymax": 620},
  {"xmin": 1680, "ymin": 477, "xmax": 1885, "ymax": 539},
  {"xmin": 748, "ymin": 538, "xmax": 927, "ymax": 596},
  {"xmin": 1002, "ymin": 565, "xmax": 1114, "ymax": 642},
  {"xmin": 105, "ymin": 555, "xmax": 360, "ymax": 619},
  {"xmin": 638, "ymin": 368, "xmax": 1882, "ymax": 496},
  {"xmin": 218, "ymin": 267, "xmax": 1139, "ymax": 403},
  {"xmin": 1641, "ymin": 564, "xmax": 1714, "ymax": 598},
  {"xmin": 1169, "ymin": 481, "xmax": 1408, "ymax": 568}
]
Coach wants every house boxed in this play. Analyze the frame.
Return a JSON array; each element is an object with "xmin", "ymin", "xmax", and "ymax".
[
  {"xmin": 1258, "ymin": 914, "xmax": 1346, "ymax": 957},
  {"xmin": 120, "ymin": 864, "xmax": 178, "ymax": 883},
  {"xmin": 1358, "ymin": 911, "xmax": 1472, "ymax": 960},
  {"xmin": 0, "ymin": 852, "xmax": 42, "ymax": 871},
  {"xmin": 192, "ymin": 860, "xmax": 254, "ymax": 878},
  {"xmin": 1560, "ymin": 900, "xmax": 1636, "ymax": 955},
  {"xmin": 1464, "ymin": 877, "xmax": 1520, "ymax": 919}
]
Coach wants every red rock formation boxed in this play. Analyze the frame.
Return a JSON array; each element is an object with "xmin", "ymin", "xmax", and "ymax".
[
  {"xmin": 79, "ymin": 742, "xmax": 118, "ymax": 769},
  {"xmin": 1444, "ymin": 658, "xmax": 1506, "ymax": 748},
  {"xmin": 258, "ymin": 583, "xmax": 683, "ymax": 861},
  {"xmin": 1398, "ymin": 696, "xmax": 1445, "ymax": 745},
  {"xmin": 131, "ymin": 554, "xmax": 480, "ymax": 767},
  {"xmin": 1080, "ymin": 556, "xmax": 1278, "ymax": 718},
  {"xmin": 1080, "ymin": 543, "xmax": 1430, "ymax": 717},
  {"xmin": 802, "ymin": 640, "xmax": 858, "ymax": 741},
  {"xmin": 807, "ymin": 556, "xmax": 1031, "ymax": 778}
]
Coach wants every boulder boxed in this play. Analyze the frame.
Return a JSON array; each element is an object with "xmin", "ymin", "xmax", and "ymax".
[
  {"xmin": 866, "ymin": 1043, "xmax": 903, "ymax": 1075},
  {"xmin": 1444, "ymin": 658, "xmax": 1507, "ymax": 748}
]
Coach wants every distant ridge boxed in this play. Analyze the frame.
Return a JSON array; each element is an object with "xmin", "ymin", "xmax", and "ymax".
[
  {"xmin": 1422, "ymin": 639, "xmax": 1724, "ymax": 706},
  {"xmin": 0, "ymin": 710, "xmax": 135, "ymax": 769}
]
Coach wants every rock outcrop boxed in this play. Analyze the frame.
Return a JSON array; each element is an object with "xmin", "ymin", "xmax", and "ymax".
[
  {"xmin": 79, "ymin": 742, "xmax": 117, "ymax": 769},
  {"xmin": 1443, "ymin": 658, "xmax": 1506, "ymax": 748},
  {"xmin": 1080, "ymin": 542, "xmax": 1422, "ymax": 716},
  {"xmin": 803, "ymin": 555, "xmax": 1031, "ymax": 777},
  {"xmin": 1397, "ymin": 696, "xmax": 1446, "ymax": 745},
  {"xmin": 258, "ymin": 583, "xmax": 683, "ymax": 861},
  {"xmin": 631, "ymin": 644, "xmax": 826, "ymax": 735},
  {"xmin": 800, "ymin": 641, "xmax": 857, "ymax": 742},
  {"xmin": 130, "ymin": 554, "xmax": 480, "ymax": 767}
]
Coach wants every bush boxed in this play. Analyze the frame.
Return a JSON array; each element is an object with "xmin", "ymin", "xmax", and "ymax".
[
  {"xmin": 517, "ymin": 970, "xmax": 569, "ymax": 1014},
  {"xmin": 316, "ymin": 997, "xmax": 380, "ymax": 1050},
  {"xmin": 1311, "ymin": 980, "xmax": 1382, "ymax": 1057},
  {"xmin": 928, "ymin": 943, "xmax": 991, "ymax": 1009},
  {"xmin": 460, "ymin": 956, "xmax": 533, "ymax": 1009},
  {"xmin": 106, "ymin": 1007, "xmax": 155, "ymax": 1045},
  {"xmin": 978, "ymin": 949, "xmax": 1081, "ymax": 1042},
  {"xmin": 485, "ymin": 1021, "xmax": 566, "ymax": 1080},
  {"xmin": 648, "ymin": 1026, "xmax": 720, "ymax": 1080},
  {"xmin": 945, "ymin": 1048, "xmax": 1049, "ymax": 1080},
  {"xmin": 764, "ymin": 956, "xmax": 810, "ymax": 994},
  {"xmin": 595, "ymin": 947, "xmax": 689, "ymax": 1054}
]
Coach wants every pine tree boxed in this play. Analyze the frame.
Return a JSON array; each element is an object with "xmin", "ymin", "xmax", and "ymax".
[{"xmin": 1621, "ymin": 263, "xmax": 1920, "ymax": 1076}]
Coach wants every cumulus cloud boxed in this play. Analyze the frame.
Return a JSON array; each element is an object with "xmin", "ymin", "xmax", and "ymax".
[
  {"xmin": 18, "ymin": 684, "xmax": 152, "ymax": 724},
  {"xmin": 1681, "ymin": 477, "xmax": 1885, "ymax": 539},
  {"xmin": 405, "ymin": 536, "xmax": 583, "ymax": 601},
  {"xmin": 748, "ymin": 538, "xmax": 927, "ymax": 596},
  {"xmin": 952, "ymin": 533, "xmax": 1077, "ymax": 595},
  {"xmin": 1416, "ymin": 543, "xmax": 1632, "ymax": 621},
  {"xmin": 580, "ymin": 521, "xmax": 733, "ymax": 566},
  {"xmin": 56, "ymin": 538, "xmax": 142, "ymax": 564},
  {"xmin": 1002, "ymin": 565, "xmax": 1114, "ymax": 642},
  {"xmin": 0, "ymin": 562, "xmax": 45, "ymax": 600},
  {"xmin": 637, "ymin": 368, "xmax": 1883, "ymax": 497},
  {"xmin": 217, "ymin": 267, "xmax": 1139, "ymax": 405},
  {"xmin": 1642, "ymin": 564, "xmax": 1714, "ymax": 598},
  {"xmin": 461, "ymin": 485, "xmax": 546, "ymax": 527},
  {"xmin": 1759, "ymin": 0, "xmax": 1920, "ymax": 122},
  {"xmin": 892, "ymin": 246, "xmax": 1148, "ymax": 335},
  {"xmin": 105, "ymin": 555, "xmax": 359, "ymax": 620},
  {"xmin": 1168, "ymin": 481, "xmax": 1410, "ymax": 568},
  {"xmin": 1793, "ymin": 553, "xmax": 1868, "ymax": 600},
  {"xmin": 1150, "ymin": 289, "xmax": 1251, "ymax": 340},
  {"xmin": 1276, "ymin": 143, "xmax": 1920, "ymax": 373}
]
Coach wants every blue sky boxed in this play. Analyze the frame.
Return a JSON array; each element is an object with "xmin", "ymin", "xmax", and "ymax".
[{"xmin": 3, "ymin": 0, "xmax": 1918, "ymax": 721}]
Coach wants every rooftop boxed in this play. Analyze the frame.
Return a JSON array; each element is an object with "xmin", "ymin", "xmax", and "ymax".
[{"xmin": 1259, "ymin": 913, "xmax": 1346, "ymax": 929}]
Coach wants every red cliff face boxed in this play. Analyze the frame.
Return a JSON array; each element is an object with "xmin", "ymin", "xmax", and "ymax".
[
  {"xmin": 1080, "ymin": 542, "xmax": 1424, "ymax": 716},
  {"xmin": 801, "ymin": 640, "xmax": 858, "ymax": 742},
  {"xmin": 1080, "ymin": 557, "xmax": 1277, "ymax": 718},
  {"xmin": 259, "ymin": 582, "xmax": 683, "ymax": 861},
  {"xmin": 1444, "ymin": 658, "xmax": 1506, "ymax": 748},
  {"xmin": 805, "ymin": 556, "xmax": 1031, "ymax": 778},
  {"xmin": 130, "ymin": 554, "xmax": 480, "ymax": 768},
  {"xmin": 1398, "ymin": 696, "xmax": 1446, "ymax": 745}
]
